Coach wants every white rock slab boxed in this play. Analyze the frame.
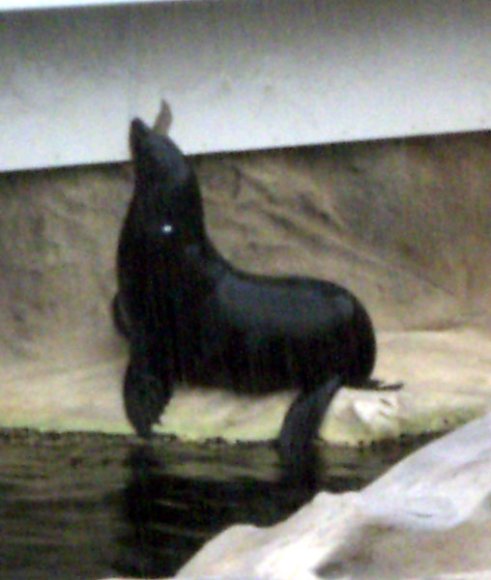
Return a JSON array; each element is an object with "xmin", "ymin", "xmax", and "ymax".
[{"xmin": 175, "ymin": 413, "xmax": 491, "ymax": 579}]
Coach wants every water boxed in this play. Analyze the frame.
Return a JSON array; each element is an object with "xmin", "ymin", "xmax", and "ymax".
[{"xmin": 0, "ymin": 429, "xmax": 431, "ymax": 580}]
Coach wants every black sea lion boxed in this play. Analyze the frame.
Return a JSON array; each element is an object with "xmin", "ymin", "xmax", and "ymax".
[{"xmin": 114, "ymin": 118, "xmax": 378, "ymax": 461}]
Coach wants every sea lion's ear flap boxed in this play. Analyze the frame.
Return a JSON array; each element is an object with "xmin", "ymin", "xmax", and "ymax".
[
  {"xmin": 154, "ymin": 100, "xmax": 173, "ymax": 136},
  {"xmin": 130, "ymin": 118, "xmax": 152, "ymax": 159}
]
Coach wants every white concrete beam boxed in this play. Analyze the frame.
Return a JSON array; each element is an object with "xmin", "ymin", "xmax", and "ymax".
[{"xmin": 1, "ymin": 0, "xmax": 490, "ymax": 171}]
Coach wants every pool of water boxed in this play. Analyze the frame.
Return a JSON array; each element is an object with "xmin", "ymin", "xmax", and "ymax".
[{"xmin": 0, "ymin": 429, "xmax": 431, "ymax": 579}]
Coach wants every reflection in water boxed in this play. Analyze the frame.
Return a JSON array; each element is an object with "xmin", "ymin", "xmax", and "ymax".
[
  {"xmin": 113, "ymin": 443, "xmax": 324, "ymax": 578},
  {"xmin": 0, "ymin": 430, "xmax": 428, "ymax": 579}
]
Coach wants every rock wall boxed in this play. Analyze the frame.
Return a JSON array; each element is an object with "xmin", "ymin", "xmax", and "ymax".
[
  {"xmin": 0, "ymin": 166, "xmax": 129, "ymax": 369},
  {"xmin": 2, "ymin": 132, "xmax": 490, "ymax": 362},
  {"xmin": 0, "ymin": 131, "xmax": 489, "ymax": 436}
]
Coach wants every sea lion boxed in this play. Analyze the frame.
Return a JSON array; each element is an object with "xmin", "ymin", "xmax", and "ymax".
[{"xmin": 114, "ymin": 118, "xmax": 378, "ymax": 461}]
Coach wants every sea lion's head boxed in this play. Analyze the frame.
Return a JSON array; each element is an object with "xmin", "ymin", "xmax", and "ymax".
[{"xmin": 129, "ymin": 118, "xmax": 205, "ymax": 244}]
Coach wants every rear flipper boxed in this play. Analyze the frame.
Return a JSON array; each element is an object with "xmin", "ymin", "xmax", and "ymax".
[
  {"xmin": 124, "ymin": 349, "xmax": 174, "ymax": 439},
  {"xmin": 278, "ymin": 376, "xmax": 342, "ymax": 465},
  {"xmin": 353, "ymin": 378, "xmax": 404, "ymax": 392}
]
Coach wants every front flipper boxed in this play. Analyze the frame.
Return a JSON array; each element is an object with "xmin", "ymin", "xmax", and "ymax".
[
  {"xmin": 278, "ymin": 375, "xmax": 342, "ymax": 464},
  {"xmin": 123, "ymin": 352, "xmax": 174, "ymax": 439}
]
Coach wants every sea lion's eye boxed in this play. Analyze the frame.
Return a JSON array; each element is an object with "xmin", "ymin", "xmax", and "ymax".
[{"xmin": 161, "ymin": 223, "xmax": 174, "ymax": 235}]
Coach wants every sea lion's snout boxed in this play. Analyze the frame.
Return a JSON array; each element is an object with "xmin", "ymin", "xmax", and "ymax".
[{"xmin": 129, "ymin": 115, "xmax": 192, "ymax": 189}]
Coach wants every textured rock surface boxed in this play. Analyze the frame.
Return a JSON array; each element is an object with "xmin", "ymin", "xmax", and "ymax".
[
  {"xmin": 174, "ymin": 413, "xmax": 491, "ymax": 579},
  {"xmin": 0, "ymin": 131, "xmax": 490, "ymax": 442}
]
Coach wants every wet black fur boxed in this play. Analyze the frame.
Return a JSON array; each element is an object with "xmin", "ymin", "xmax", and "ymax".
[{"xmin": 114, "ymin": 119, "xmax": 377, "ymax": 461}]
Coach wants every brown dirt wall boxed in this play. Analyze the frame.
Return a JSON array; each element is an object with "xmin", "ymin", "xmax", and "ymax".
[{"xmin": 0, "ymin": 131, "xmax": 490, "ymax": 440}]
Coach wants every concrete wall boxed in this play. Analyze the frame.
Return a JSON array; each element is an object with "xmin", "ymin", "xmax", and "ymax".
[{"xmin": 2, "ymin": 0, "xmax": 491, "ymax": 171}]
